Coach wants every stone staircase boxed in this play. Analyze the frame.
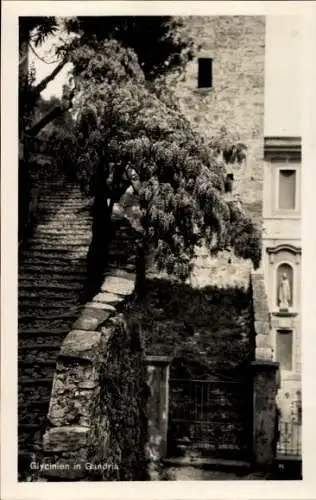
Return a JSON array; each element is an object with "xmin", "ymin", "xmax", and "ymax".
[{"xmin": 18, "ymin": 175, "xmax": 138, "ymax": 477}]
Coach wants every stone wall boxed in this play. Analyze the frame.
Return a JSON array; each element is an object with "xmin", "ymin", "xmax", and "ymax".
[
  {"xmin": 164, "ymin": 16, "xmax": 266, "ymax": 287},
  {"xmin": 250, "ymin": 271, "xmax": 280, "ymax": 467},
  {"xmin": 170, "ymin": 15, "xmax": 265, "ymax": 221},
  {"xmin": 41, "ymin": 271, "xmax": 151, "ymax": 481}
]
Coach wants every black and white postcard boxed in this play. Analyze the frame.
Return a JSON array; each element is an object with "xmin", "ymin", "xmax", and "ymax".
[{"xmin": 2, "ymin": 1, "xmax": 316, "ymax": 499}]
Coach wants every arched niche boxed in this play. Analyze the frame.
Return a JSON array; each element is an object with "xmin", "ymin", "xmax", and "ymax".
[{"xmin": 276, "ymin": 262, "xmax": 293, "ymax": 309}]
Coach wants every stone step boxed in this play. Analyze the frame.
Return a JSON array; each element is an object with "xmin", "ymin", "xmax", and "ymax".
[
  {"xmin": 20, "ymin": 244, "xmax": 132, "ymax": 261},
  {"xmin": 20, "ymin": 251, "xmax": 86, "ymax": 262},
  {"xmin": 38, "ymin": 203, "xmax": 89, "ymax": 210},
  {"xmin": 38, "ymin": 194, "xmax": 84, "ymax": 199},
  {"xmin": 19, "ymin": 327, "xmax": 69, "ymax": 336},
  {"xmin": 19, "ymin": 410, "xmax": 50, "ymax": 426},
  {"xmin": 33, "ymin": 229, "xmax": 91, "ymax": 237},
  {"xmin": 19, "ymin": 342, "xmax": 62, "ymax": 350},
  {"xmin": 18, "ymin": 307, "xmax": 81, "ymax": 319},
  {"xmin": 18, "ymin": 318, "xmax": 75, "ymax": 330},
  {"xmin": 37, "ymin": 189, "xmax": 85, "ymax": 195},
  {"xmin": 19, "ymin": 407, "xmax": 51, "ymax": 423},
  {"xmin": 19, "ymin": 335, "xmax": 67, "ymax": 348},
  {"xmin": 18, "ymin": 367, "xmax": 56, "ymax": 382},
  {"xmin": 38, "ymin": 194, "xmax": 88, "ymax": 199},
  {"xmin": 19, "ymin": 300, "xmax": 82, "ymax": 310},
  {"xmin": 19, "ymin": 281, "xmax": 83, "ymax": 290},
  {"xmin": 37, "ymin": 211, "xmax": 90, "ymax": 218},
  {"xmin": 19, "ymin": 352, "xmax": 59, "ymax": 365},
  {"xmin": 19, "ymin": 359, "xmax": 57, "ymax": 367},
  {"xmin": 36, "ymin": 212, "xmax": 91, "ymax": 219},
  {"xmin": 41, "ymin": 205, "xmax": 90, "ymax": 211},
  {"xmin": 18, "ymin": 296, "xmax": 80, "ymax": 310},
  {"xmin": 32, "ymin": 230, "xmax": 91, "ymax": 237},
  {"xmin": 19, "ymin": 279, "xmax": 84, "ymax": 290},
  {"xmin": 19, "ymin": 382, "xmax": 53, "ymax": 394},
  {"xmin": 35, "ymin": 211, "xmax": 90, "ymax": 217},
  {"xmin": 32, "ymin": 227, "xmax": 91, "ymax": 234},
  {"xmin": 20, "ymin": 247, "xmax": 87, "ymax": 257},
  {"xmin": 38, "ymin": 187, "xmax": 83, "ymax": 193},
  {"xmin": 35, "ymin": 224, "xmax": 91, "ymax": 230},
  {"xmin": 19, "ymin": 376, "xmax": 54, "ymax": 385},
  {"xmin": 36, "ymin": 222, "xmax": 92, "ymax": 228},
  {"xmin": 19, "ymin": 271, "xmax": 87, "ymax": 281},
  {"xmin": 18, "ymin": 343, "xmax": 60, "ymax": 354},
  {"xmin": 39, "ymin": 188, "xmax": 88, "ymax": 194},
  {"xmin": 19, "ymin": 264, "xmax": 87, "ymax": 275},
  {"xmin": 19, "ymin": 259, "xmax": 86, "ymax": 270},
  {"xmin": 27, "ymin": 243, "xmax": 90, "ymax": 252},
  {"xmin": 19, "ymin": 398, "xmax": 51, "ymax": 409},
  {"xmin": 26, "ymin": 241, "xmax": 90, "ymax": 250},
  {"xmin": 21, "ymin": 248, "xmax": 73, "ymax": 256},
  {"xmin": 19, "ymin": 312, "xmax": 78, "ymax": 321}
]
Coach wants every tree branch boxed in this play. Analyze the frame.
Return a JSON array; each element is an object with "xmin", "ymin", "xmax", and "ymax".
[
  {"xmin": 19, "ymin": 54, "xmax": 28, "ymax": 68},
  {"xmin": 25, "ymin": 88, "xmax": 75, "ymax": 137},
  {"xmin": 32, "ymin": 59, "xmax": 68, "ymax": 98},
  {"xmin": 25, "ymin": 105, "xmax": 63, "ymax": 137},
  {"xmin": 28, "ymin": 42, "xmax": 61, "ymax": 65}
]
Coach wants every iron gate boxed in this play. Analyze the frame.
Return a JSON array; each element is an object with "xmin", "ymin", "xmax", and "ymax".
[{"xmin": 167, "ymin": 378, "xmax": 251, "ymax": 459}]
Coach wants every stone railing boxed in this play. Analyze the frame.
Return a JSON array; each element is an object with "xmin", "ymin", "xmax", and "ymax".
[
  {"xmin": 251, "ymin": 270, "xmax": 273, "ymax": 361},
  {"xmin": 42, "ymin": 270, "xmax": 137, "ymax": 480}
]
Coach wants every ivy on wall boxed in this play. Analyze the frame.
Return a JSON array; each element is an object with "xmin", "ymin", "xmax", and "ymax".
[
  {"xmin": 88, "ymin": 315, "xmax": 149, "ymax": 481},
  {"xmin": 125, "ymin": 278, "xmax": 255, "ymax": 379}
]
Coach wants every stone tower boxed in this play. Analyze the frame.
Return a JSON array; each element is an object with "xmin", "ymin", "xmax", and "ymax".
[
  {"xmin": 168, "ymin": 16, "xmax": 266, "ymax": 288},
  {"xmin": 170, "ymin": 16, "xmax": 265, "ymax": 219}
]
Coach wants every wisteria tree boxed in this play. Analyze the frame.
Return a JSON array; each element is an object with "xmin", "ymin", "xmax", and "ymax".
[
  {"xmin": 68, "ymin": 36, "xmax": 261, "ymax": 297},
  {"xmin": 19, "ymin": 17, "xmax": 261, "ymax": 296}
]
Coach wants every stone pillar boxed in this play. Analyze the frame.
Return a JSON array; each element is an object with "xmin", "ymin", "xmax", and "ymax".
[
  {"xmin": 145, "ymin": 356, "xmax": 172, "ymax": 468},
  {"xmin": 251, "ymin": 360, "xmax": 280, "ymax": 468}
]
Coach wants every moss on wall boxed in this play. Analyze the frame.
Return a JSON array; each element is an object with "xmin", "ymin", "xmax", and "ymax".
[
  {"xmin": 87, "ymin": 315, "xmax": 149, "ymax": 480},
  {"xmin": 125, "ymin": 278, "xmax": 255, "ymax": 379}
]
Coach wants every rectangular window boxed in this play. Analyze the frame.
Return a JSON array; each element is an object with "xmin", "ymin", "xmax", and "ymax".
[
  {"xmin": 198, "ymin": 58, "xmax": 213, "ymax": 88},
  {"xmin": 276, "ymin": 329, "xmax": 293, "ymax": 371},
  {"xmin": 278, "ymin": 169, "xmax": 296, "ymax": 210}
]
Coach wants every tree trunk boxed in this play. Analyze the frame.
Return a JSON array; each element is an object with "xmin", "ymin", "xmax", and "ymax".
[
  {"xmin": 84, "ymin": 194, "xmax": 113, "ymax": 301},
  {"xmin": 135, "ymin": 240, "xmax": 147, "ymax": 300}
]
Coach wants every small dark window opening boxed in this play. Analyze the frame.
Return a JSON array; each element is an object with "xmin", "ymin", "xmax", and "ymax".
[
  {"xmin": 198, "ymin": 58, "xmax": 213, "ymax": 88},
  {"xmin": 225, "ymin": 173, "xmax": 234, "ymax": 193}
]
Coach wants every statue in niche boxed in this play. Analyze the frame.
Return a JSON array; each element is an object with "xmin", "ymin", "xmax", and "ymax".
[{"xmin": 278, "ymin": 272, "xmax": 291, "ymax": 310}]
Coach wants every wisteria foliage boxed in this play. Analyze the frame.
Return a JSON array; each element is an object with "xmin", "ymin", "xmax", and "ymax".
[{"xmin": 67, "ymin": 37, "xmax": 261, "ymax": 279}]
